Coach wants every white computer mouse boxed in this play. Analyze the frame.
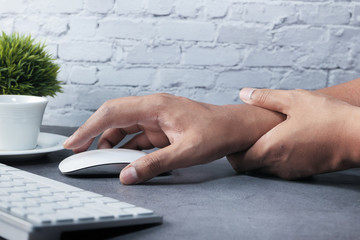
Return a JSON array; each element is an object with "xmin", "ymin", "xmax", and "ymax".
[{"xmin": 58, "ymin": 148, "xmax": 146, "ymax": 176}]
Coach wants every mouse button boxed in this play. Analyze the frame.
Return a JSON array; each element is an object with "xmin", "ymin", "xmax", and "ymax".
[
  {"xmin": 59, "ymin": 151, "xmax": 103, "ymax": 173},
  {"xmin": 58, "ymin": 154, "xmax": 86, "ymax": 173},
  {"xmin": 103, "ymin": 149, "xmax": 146, "ymax": 163},
  {"xmin": 113, "ymin": 149, "xmax": 147, "ymax": 160},
  {"xmin": 95, "ymin": 150, "xmax": 136, "ymax": 163}
]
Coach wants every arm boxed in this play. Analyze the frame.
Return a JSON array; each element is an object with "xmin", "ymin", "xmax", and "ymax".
[
  {"xmin": 228, "ymin": 83, "xmax": 360, "ymax": 179},
  {"xmin": 64, "ymin": 93, "xmax": 283, "ymax": 184},
  {"xmin": 64, "ymin": 78, "xmax": 360, "ymax": 184},
  {"xmin": 316, "ymin": 78, "xmax": 360, "ymax": 106}
]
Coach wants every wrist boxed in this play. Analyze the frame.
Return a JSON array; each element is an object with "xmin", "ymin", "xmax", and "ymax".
[{"xmin": 220, "ymin": 104, "xmax": 285, "ymax": 153}]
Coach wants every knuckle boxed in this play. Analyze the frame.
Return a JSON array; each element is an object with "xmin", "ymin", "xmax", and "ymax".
[
  {"xmin": 153, "ymin": 93, "xmax": 173, "ymax": 102},
  {"xmin": 289, "ymin": 89, "xmax": 308, "ymax": 103},
  {"xmin": 147, "ymin": 93, "xmax": 174, "ymax": 110},
  {"xmin": 96, "ymin": 100, "xmax": 116, "ymax": 127},
  {"xmin": 101, "ymin": 99, "xmax": 115, "ymax": 112}
]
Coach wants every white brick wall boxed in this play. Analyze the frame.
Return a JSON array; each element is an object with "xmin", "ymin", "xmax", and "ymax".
[{"xmin": 1, "ymin": 0, "xmax": 360, "ymax": 127}]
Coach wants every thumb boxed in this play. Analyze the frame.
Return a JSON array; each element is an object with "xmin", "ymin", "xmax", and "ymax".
[
  {"xmin": 239, "ymin": 88, "xmax": 293, "ymax": 114},
  {"xmin": 119, "ymin": 145, "xmax": 177, "ymax": 185}
]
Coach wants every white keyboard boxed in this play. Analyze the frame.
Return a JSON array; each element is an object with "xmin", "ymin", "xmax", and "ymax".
[{"xmin": 0, "ymin": 163, "xmax": 162, "ymax": 240}]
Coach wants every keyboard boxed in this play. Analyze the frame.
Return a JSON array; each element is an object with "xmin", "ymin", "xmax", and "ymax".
[{"xmin": 0, "ymin": 163, "xmax": 162, "ymax": 240}]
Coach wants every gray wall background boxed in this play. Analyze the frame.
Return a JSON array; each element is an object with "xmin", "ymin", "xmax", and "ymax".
[{"xmin": 1, "ymin": 0, "xmax": 360, "ymax": 126}]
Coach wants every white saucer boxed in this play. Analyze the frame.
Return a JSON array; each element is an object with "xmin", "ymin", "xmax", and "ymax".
[{"xmin": 0, "ymin": 132, "xmax": 68, "ymax": 159}]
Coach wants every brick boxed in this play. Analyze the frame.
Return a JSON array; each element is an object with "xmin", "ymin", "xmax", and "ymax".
[
  {"xmin": 239, "ymin": 3, "xmax": 297, "ymax": 24},
  {"xmin": 274, "ymin": 26, "xmax": 327, "ymax": 46},
  {"xmin": 29, "ymin": 0, "xmax": 83, "ymax": 14},
  {"xmin": 45, "ymin": 43, "xmax": 58, "ymax": 58},
  {"xmin": 147, "ymin": 0, "xmax": 173, "ymax": 16},
  {"xmin": 176, "ymin": 88, "xmax": 240, "ymax": 105},
  {"xmin": 205, "ymin": 0, "xmax": 229, "ymax": 19},
  {"xmin": 76, "ymin": 86, "xmax": 130, "ymax": 110},
  {"xmin": 68, "ymin": 17, "xmax": 97, "ymax": 37},
  {"xmin": 297, "ymin": 42, "xmax": 351, "ymax": 69},
  {"xmin": 353, "ymin": 5, "xmax": 360, "ymax": 25},
  {"xmin": 3, "ymin": 0, "xmax": 359, "ymax": 127},
  {"xmin": 217, "ymin": 70, "xmax": 271, "ymax": 89},
  {"xmin": 243, "ymin": 49, "xmax": 296, "ymax": 67},
  {"xmin": 175, "ymin": 0, "xmax": 202, "ymax": 18},
  {"xmin": 42, "ymin": 17, "xmax": 68, "ymax": 36},
  {"xmin": 159, "ymin": 20, "xmax": 215, "ymax": 42},
  {"xmin": 43, "ymin": 109, "xmax": 93, "ymax": 127},
  {"xmin": 98, "ymin": 18, "xmax": 155, "ymax": 39},
  {"xmin": 328, "ymin": 70, "xmax": 360, "ymax": 87},
  {"xmin": 229, "ymin": 3, "xmax": 244, "ymax": 21},
  {"xmin": 13, "ymin": 18, "xmax": 41, "ymax": 36},
  {"xmin": 70, "ymin": 66, "xmax": 97, "ymax": 85},
  {"xmin": 156, "ymin": 68, "xmax": 215, "ymax": 88},
  {"xmin": 299, "ymin": 4, "xmax": 350, "ymax": 25},
  {"xmin": 184, "ymin": 46, "xmax": 241, "ymax": 66},
  {"xmin": 59, "ymin": 42, "xmax": 112, "ymax": 62},
  {"xmin": 114, "ymin": 45, "xmax": 124, "ymax": 62},
  {"xmin": 0, "ymin": 0, "xmax": 26, "ymax": 13},
  {"xmin": 273, "ymin": 70, "xmax": 327, "ymax": 90},
  {"xmin": 116, "ymin": 0, "xmax": 146, "ymax": 15},
  {"xmin": 45, "ymin": 85, "xmax": 78, "ymax": 109},
  {"xmin": 218, "ymin": 24, "xmax": 271, "ymax": 45},
  {"xmin": 127, "ymin": 44, "xmax": 181, "ymax": 64},
  {"xmin": 330, "ymin": 27, "xmax": 360, "ymax": 42},
  {"xmin": 0, "ymin": 18, "xmax": 14, "ymax": 34},
  {"xmin": 98, "ymin": 67, "xmax": 156, "ymax": 86},
  {"xmin": 197, "ymin": 90, "xmax": 241, "ymax": 105},
  {"xmin": 57, "ymin": 63, "xmax": 71, "ymax": 84},
  {"xmin": 86, "ymin": 0, "xmax": 114, "ymax": 14}
]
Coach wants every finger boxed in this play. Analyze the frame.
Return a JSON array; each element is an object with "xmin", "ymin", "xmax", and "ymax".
[
  {"xmin": 121, "ymin": 133, "xmax": 155, "ymax": 150},
  {"xmin": 71, "ymin": 138, "xmax": 95, "ymax": 153},
  {"xmin": 232, "ymin": 121, "xmax": 293, "ymax": 174},
  {"xmin": 97, "ymin": 125, "xmax": 142, "ymax": 149},
  {"xmin": 227, "ymin": 126, "xmax": 280, "ymax": 173},
  {"xmin": 227, "ymin": 151, "xmax": 275, "ymax": 177},
  {"xmin": 239, "ymin": 88, "xmax": 295, "ymax": 114},
  {"xmin": 64, "ymin": 96, "xmax": 152, "ymax": 149},
  {"xmin": 227, "ymin": 150, "xmax": 264, "ymax": 173},
  {"xmin": 119, "ymin": 144, "xmax": 182, "ymax": 185}
]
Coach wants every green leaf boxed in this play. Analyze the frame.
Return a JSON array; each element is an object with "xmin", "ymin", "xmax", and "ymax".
[{"xmin": 0, "ymin": 32, "xmax": 62, "ymax": 96}]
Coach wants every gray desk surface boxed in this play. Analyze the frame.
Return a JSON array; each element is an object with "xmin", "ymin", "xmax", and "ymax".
[{"xmin": 4, "ymin": 126, "xmax": 360, "ymax": 240}]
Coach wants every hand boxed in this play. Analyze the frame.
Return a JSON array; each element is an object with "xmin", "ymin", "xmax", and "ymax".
[
  {"xmin": 64, "ymin": 93, "xmax": 283, "ymax": 184},
  {"xmin": 227, "ymin": 88, "xmax": 360, "ymax": 179}
]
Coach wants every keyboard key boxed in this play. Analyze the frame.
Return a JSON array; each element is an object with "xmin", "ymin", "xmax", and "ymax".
[{"xmin": 0, "ymin": 163, "xmax": 162, "ymax": 240}]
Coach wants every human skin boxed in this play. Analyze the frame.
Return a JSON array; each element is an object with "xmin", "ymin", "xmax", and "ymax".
[
  {"xmin": 63, "ymin": 93, "xmax": 284, "ymax": 184},
  {"xmin": 227, "ymin": 87, "xmax": 360, "ymax": 179},
  {"xmin": 226, "ymin": 78, "xmax": 360, "ymax": 179},
  {"xmin": 64, "ymin": 78, "xmax": 360, "ymax": 184}
]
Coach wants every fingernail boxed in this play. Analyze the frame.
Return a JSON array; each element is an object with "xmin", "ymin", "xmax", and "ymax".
[
  {"xmin": 120, "ymin": 166, "xmax": 138, "ymax": 185},
  {"xmin": 63, "ymin": 135, "xmax": 73, "ymax": 148},
  {"xmin": 239, "ymin": 88, "xmax": 256, "ymax": 102}
]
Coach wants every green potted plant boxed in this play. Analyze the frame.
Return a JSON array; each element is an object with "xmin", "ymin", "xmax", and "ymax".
[{"xmin": 0, "ymin": 32, "xmax": 62, "ymax": 96}]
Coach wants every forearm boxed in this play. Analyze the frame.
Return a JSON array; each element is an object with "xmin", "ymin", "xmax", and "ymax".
[
  {"xmin": 229, "ymin": 78, "xmax": 360, "ymax": 153},
  {"xmin": 223, "ymin": 104, "xmax": 285, "ymax": 152},
  {"xmin": 229, "ymin": 87, "xmax": 360, "ymax": 177},
  {"xmin": 316, "ymin": 78, "xmax": 360, "ymax": 106}
]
